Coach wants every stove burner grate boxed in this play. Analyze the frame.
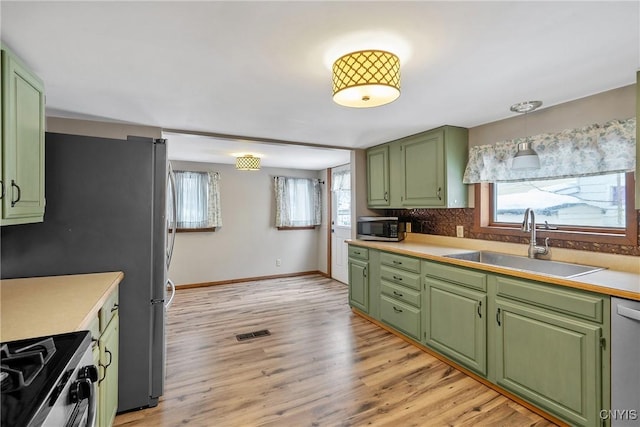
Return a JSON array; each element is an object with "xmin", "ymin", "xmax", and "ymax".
[{"xmin": 0, "ymin": 337, "xmax": 57, "ymax": 393}]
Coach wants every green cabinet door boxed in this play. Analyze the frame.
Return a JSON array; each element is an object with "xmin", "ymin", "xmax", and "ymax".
[
  {"xmin": 400, "ymin": 130, "xmax": 444, "ymax": 207},
  {"xmin": 1, "ymin": 48, "xmax": 45, "ymax": 225},
  {"xmin": 425, "ymin": 277, "xmax": 487, "ymax": 375},
  {"xmin": 349, "ymin": 258, "xmax": 369, "ymax": 313},
  {"xmin": 366, "ymin": 144, "xmax": 389, "ymax": 207},
  {"xmin": 99, "ymin": 313, "xmax": 119, "ymax": 427},
  {"xmin": 495, "ymin": 299, "xmax": 602, "ymax": 427}
]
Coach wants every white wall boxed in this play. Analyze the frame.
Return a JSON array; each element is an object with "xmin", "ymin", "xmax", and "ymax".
[{"xmin": 168, "ymin": 161, "xmax": 326, "ymax": 286}]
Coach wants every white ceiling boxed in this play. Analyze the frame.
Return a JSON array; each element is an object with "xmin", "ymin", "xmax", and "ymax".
[{"xmin": 1, "ymin": 1, "xmax": 638, "ymax": 170}]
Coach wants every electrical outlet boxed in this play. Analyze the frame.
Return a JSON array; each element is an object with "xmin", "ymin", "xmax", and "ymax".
[
  {"xmin": 456, "ymin": 225, "xmax": 464, "ymax": 238},
  {"xmin": 276, "ymin": 258, "xmax": 281, "ymax": 267}
]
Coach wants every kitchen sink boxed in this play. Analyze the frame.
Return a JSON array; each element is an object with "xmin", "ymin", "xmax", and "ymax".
[{"xmin": 443, "ymin": 251, "xmax": 605, "ymax": 279}]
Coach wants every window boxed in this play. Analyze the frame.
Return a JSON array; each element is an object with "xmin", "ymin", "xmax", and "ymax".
[
  {"xmin": 332, "ymin": 168, "xmax": 351, "ymax": 227},
  {"xmin": 465, "ymin": 118, "xmax": 636, "ymax": 245},
  {"xmin": 274, "ymin": 176, "xmax": 322, "ymax": 229},
  {"xmin": 474, "ymin": 172, "xmax": 636, "ymax": 245},
  {"xmin": 494, "ymin": 172, "xmax": 627, "ymax": 228},
  {"xmin": 171, "ymin": 171, "xmax": 222, "ymax": 232}
]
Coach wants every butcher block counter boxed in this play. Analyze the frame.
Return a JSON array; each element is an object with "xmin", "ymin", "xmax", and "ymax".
[
  {"xmin": 0, "ymin": 271, "xmax": 123, "ymax": 342},
  {"xmin": 350, "ymin": 234, "xmax": 640, "ymax": 301}
]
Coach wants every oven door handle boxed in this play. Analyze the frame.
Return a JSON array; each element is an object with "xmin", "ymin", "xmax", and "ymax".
[{"xmin": 86, "ymin": 377, "xmax": 96, "ymax": 427}]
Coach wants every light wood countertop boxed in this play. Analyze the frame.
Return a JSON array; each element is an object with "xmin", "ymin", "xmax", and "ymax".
[
  {"xmin": 349, "ymin": 235, "xmax": 640, "ymax": 301},
  {"xmin": 0, "ymin": 271, "xmax": 123, "ymax": 342}
]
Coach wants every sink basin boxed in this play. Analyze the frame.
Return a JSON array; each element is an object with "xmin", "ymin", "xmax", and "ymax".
[{"xmin": 443, "ymin": 251, "xmax": 605, "ymax": 279}]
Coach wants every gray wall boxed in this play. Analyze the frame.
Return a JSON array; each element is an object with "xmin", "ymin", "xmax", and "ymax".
[
  {"xmin": 469, "ymin": 84, "xmax": 635, "ymax": 147},
  {"xmin": 467, "ymin": 84, "xmax": 636, "ymax": 207}
]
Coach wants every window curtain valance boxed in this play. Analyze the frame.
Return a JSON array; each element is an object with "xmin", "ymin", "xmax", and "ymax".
[
  {"xmin": 462, "ymin": 118, "xmax": 636, "ymax": 183},
  {"xmin": 174, "ymin": 171, "xmax": 222, "ymax": 228},
  {"xmin": 274, "ymin": 176, "xmax": 322, "ymax": 227},
  {"xmin": 331, "ymin": 169, "xmax": 351, "ymax": 191}
]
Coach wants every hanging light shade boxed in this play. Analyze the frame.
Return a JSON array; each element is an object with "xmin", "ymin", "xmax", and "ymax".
[
  {"xmin": 510, "ymin": 101, "xmax": 542, "ymax": 170},
  {"xmin": 512, "ymin": 141, "xmax": 541, "ymax": 169},
  {"xmin": 235, "ymin": 155, "xmax": 261, "ymax": 171},
  {"xmin": 332, "ymin": 50, "xmax": 400, "ymax": 108}
]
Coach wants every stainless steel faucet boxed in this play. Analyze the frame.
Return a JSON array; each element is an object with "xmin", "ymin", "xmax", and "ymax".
[{"xmin": 522, "ymin": 208, "xmax": 549, "ymax": 259}]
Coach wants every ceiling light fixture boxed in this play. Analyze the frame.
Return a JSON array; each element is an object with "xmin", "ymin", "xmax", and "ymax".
[
  {"xmin": 332, "ymin": 50, "xmax": 400, "ymax": 108},
  {"xmin": 510, "ymin": 100, "xmax": 543, "ymax": 170},
  {"xmin": 235, "ymin": 154, "xmax": 261, "ymax": 171}
]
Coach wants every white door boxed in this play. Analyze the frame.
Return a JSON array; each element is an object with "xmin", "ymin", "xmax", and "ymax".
[{"xmin": 331, "ymin": 165, "xmax": 351, "ymax": 284}]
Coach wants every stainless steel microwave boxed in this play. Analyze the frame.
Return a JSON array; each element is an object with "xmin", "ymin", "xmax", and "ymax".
[{"xmin": 357, "ymin": 216, "xmax": 405, "ymax": 241}]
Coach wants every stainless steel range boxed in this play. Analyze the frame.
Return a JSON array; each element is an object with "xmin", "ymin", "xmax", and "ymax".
[{"xmin": 1, "ymin": 331, "xmax": 97, "ymax": 427}]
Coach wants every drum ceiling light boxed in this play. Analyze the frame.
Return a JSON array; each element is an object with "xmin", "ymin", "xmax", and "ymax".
[
  {"xmin": 235, "ymin": 154, "xmax": 261, "ymax": 171},
  {"xmin": 332, "ymin": 50, "xmax": 401, "ymax": 108}
]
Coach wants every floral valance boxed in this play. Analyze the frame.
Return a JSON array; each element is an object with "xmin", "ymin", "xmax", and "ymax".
[{"xmin": 462, "ymin": 118, "xmax": 636, "ymax": 183}]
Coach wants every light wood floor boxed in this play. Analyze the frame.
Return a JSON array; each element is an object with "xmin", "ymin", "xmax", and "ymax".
[{"xmin": 113, "ymin": 275, "xmax": 556, "ymax": 427}]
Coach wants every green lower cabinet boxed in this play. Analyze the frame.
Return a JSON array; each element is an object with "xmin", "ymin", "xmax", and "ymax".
[
  {"xmin": 99, "ymin": 312, "xmax": 119, "ymax": 427},
  {"xmin": 495, "ymin": 298, "xmax": 603, "ymax": 427},
  {"xmin": 380, "ymin": 295, "xmax": 421, "ymax": 340},
  {"xmin": 349, "ymin": 248, "xmax": 610, "ymax": 427},
  {"xmin": 348, "ymin": 258, "xmax": 369, "ymax": 313},
  {"xmin": 424, "ymin": 277, "xmax": 487, "ymax": 376}
]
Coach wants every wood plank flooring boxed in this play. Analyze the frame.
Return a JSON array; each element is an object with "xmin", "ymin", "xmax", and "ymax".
[{"xmin": 113, "ymin": 275, "xmax": 556, "ymax": 427}]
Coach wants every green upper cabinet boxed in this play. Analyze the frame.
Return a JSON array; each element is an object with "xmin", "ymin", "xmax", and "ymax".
[
  {"xmin": 367, "ymin": 126, "xmax": 468, "ymax": 209},
  {"xmin": 366, "ymin": 144, "xmax": 390, "ymax": 207},
  {"xmin": 399, "ymin": 130, "xmax": 444, "ymax": 206},
  {"xmin": 1, "ymin": 46, "xmax": 46, "ymax": 226}
]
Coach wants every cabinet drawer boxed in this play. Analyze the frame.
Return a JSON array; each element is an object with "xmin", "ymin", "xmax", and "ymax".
[
  {"xmin": 424, "ymin": 261, "xmax": 487, "ymax": 292},
  {"xmin": 99, "ymin": 289, "xmax": 120, "ymax": 331},
  {"xmin": 380, "ymin": 295, "xmax": 421, "ymax": 340},
  {"xmin": 381, "ymin": 281, "xmax": 421, "ymax": 308},
  {"xmin": 495, "ymin": 276, "xmax": 605, "ymax": 323},
  {"xmin": 380, "ymin": 252, "xmax": 420, "ymax": 273},
  {"xmin": 380, "ymin": 265, "xmax": 421, "ymax": 290},
  {"xmin": 348, "ymin": 246, "xmax": 369, "ymax": 260}
]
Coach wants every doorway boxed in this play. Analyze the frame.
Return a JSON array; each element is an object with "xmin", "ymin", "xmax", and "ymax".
[{"xmin": 330, "ymin": 164, "xmax": 351, "ymax": 284}]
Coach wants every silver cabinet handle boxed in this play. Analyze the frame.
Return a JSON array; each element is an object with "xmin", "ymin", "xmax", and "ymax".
[
  {"xmin": 617, "ymin": 304, "xmax": 640, "ymax": 321},
  {"xmin": 393, "ymin": 306, "xmax": 403, "ymax": 313}
]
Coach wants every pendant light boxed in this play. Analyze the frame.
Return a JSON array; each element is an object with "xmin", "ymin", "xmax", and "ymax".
[
  {"xmin": 332, "ymin": 50, "xmax": 400, "ymax": 108},
  {"xmin": 510, "ymin": 101, "xmax": 542, "ymax": 170}
]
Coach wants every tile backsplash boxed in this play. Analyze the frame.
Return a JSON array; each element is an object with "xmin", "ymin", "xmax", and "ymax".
[{"xmin": 385, "ymin": 208, "xmax": 640, "ymax": 257}]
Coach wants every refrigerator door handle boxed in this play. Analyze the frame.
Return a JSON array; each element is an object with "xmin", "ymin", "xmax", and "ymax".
[
  {"xmin": 167, "ymin": 162, "xmax": 178, "ymax": 270},
  {"xmin": 165, "ymin": 278, "xmax": 176, "ymax": 308}
]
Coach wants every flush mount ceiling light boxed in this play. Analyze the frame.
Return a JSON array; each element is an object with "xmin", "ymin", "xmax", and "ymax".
[
  {"xmin": 235, "ymin": 154, "xmax": 261, "ymax": 171},
  {"xmin": 332, "ymin": 50, "xmax": 400, "ymax": 108},
  {"xmin": 510, "ymin": 100, "xmax": 543, "ymax": 170}
]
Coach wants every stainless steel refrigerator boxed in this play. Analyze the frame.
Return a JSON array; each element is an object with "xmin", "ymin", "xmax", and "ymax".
[{"xmin": 0, "ymin": 132, "xmax": 176, "ymax": 412}]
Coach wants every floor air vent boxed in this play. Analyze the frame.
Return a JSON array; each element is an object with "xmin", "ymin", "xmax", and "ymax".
[{"xmin": 236, "ymin": 329, "xmax": 271, "ymax": 341}]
